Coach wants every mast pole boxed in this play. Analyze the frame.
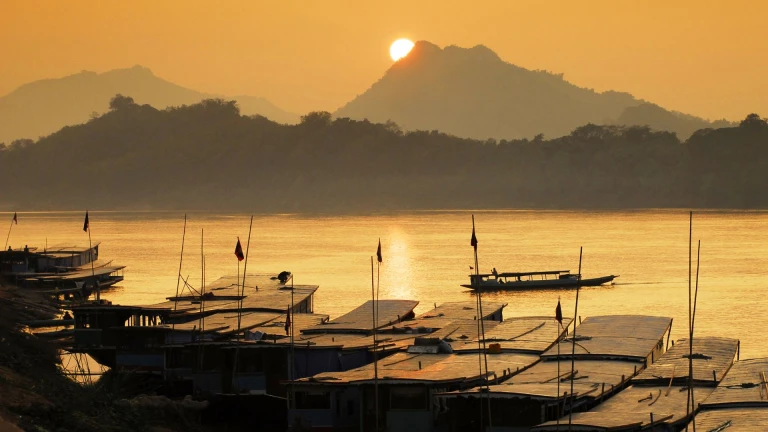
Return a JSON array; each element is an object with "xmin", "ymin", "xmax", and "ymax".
[
  {"xmin": 557, "ymin": 296, "xmax": 561, "ymax": 425},
  {"xmin": 471, "ymin": 215, "xmax": 485, "ymax": 431},
  {"xmin": 232, "ymin": 215, "xmax": 254, "ymax": 392},
  {"xmin": 371, "ymin": 256, "xmax": 379, "ymax": 432},
  {"xmin": 568, "ymin": 246, "xmax": 583, "ymax": 431},
  {"xmin": 171, "ymin": 215, "xmax": 187, "ymax": 331},
  {"xmin": 86, "ymin": 212, "xmax": 97, "ymax": 301},
  {"xmin": 686, "ymin": 211, "xmax": 693, "ymax": 431},
  {"xmin": 3, "ymin": 217, "xmax": 13, "ymax": 251},
  {"xmin": 689, "ymin": 239, "xmax": 701, "ymax": 431}
]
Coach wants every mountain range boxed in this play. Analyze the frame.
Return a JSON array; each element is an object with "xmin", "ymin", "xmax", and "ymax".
[
  {"xmin": 0, "ymin": 65, "xmax": 299, "ymax": 144},
  {"xmin": 1, "ymin": 42, "xmax": 736, "ymax": 145}
]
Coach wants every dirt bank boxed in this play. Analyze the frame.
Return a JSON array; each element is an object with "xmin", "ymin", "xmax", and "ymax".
[{"xmin": 0, "ymin": 281, "xmax": 207, "ymax": 432}]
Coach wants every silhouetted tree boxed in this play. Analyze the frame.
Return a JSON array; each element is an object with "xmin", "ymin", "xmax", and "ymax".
[
  {"xmin": 109, "ymin": 94, "xmax": 136, "ymax": 111},
  {"xmin": 740, "ymin": 113, "xmax": 768, "ymax": 129},
  {"xmin": 300, "ymin": 111, "xmax": 332, "ymax": 128}
]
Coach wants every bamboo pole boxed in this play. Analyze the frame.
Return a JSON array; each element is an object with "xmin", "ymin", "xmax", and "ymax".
[
  {"xmin": 568, "ymin": 246, "xmax": 583, "ymax": 431},
  {"xmin": 371, "ymin": 256, "xmax": 379, "ymax": 432},
  {"xmin": 171, "ymin": 215, "xmax": 187, "ymax": 332}
]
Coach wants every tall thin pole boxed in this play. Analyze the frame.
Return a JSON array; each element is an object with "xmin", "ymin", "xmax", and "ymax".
[
  {"xmin": 371, "ymin": 256, "xmax": 379, "ymax": 432},
  {"xmin": 290, "ymin": 276, "xmax": 295, "ymax": 410},
  {"xmin": 568, "ymin": 246, "xmax": 583, "ymax": 430},
  {"xmin": 686, "ymin": 211, "xmax": 693, "ymax": 431},
  {"xmin": 471, "ymin": 215, "xmax": 485, "ymax": 431},
  {"xmin": 689, "ymin": 239, "xmax": 701, "ymax": 431},
  {"xmin": 376, "ymin": 245, "xmax": 383, "ymax": 431},
  {"xmin": 86, "ymin": 212, "xmax": 97, "ymax": 301},
  {"xmin": 557, "ymin": 296, "xmax": 561, "ymax": 426},
  {"xmin": 232, "ymin": 216, "xmax": 254, "ymax": 392},
  {"xmin": 171, "ymin": 215, "xmax": 187, "ymax": 331},
  {"xmin": 3, "ymin": 218, "xmax": 14, "ymax": 251}
]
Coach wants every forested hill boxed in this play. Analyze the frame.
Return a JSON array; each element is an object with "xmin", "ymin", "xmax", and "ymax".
[
  {"xmin": 1, "ymin": 96, "xmax": 766, "ymax": 212},
  {"xmin": 334, "ymin": 41, "xmax": 732, "ymax": 141}
]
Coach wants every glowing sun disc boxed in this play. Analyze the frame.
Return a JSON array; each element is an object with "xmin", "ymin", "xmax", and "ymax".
[{"xmin": 390, "ymin": 38, "xmax": 415, "ymax": 61}]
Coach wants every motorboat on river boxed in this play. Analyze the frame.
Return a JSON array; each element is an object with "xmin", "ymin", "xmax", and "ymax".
[{"xmin": 461, "ymin": 269, "xmax": 617, "ymax": 291}]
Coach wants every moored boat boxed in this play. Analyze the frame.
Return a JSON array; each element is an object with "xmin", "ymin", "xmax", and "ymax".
[{"xmin": 461, "ymin": 269, "xmax": 618, "ymax": 291}]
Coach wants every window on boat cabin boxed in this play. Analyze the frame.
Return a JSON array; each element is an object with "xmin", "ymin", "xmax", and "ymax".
[
  {"xmin": 295, "ymin": 391, "xmax": 332, "ymax": 410},
  {"xmin": 390, "ymin": 386, "xmax": 428, "ymax": 410}
]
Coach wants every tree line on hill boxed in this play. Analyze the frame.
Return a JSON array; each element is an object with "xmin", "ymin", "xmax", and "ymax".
[{"xmin": 1, "ymin": 95, "xmax": 766, "ymax": 212}]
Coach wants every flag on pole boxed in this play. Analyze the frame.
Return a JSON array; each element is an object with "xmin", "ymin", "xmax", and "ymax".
[
  {"xmin": 555, "ymin": 299, "xmax": 563, "ymax": 326},
  {"xmin": 470, "ymin": 226, "xmax": 478, "ymax": 250},
  {"xmin": 234, "ymin": 237, "xmax": 245, "ymax": 261},
  {"xmin": 469, "ymin": 265, "xmax": 474, "ymax": 270},
  {"xmin": 284, "ymin": 306, "xmax": 291, "ymax": 335},
  {"xmin": 12, "ymin": 213, "xmax": 17, "ymax": 224},
  {"xmin": 376, "ymin": 238, "xmax": 382, "ymax": 263},
  {"xmin": 83, "ymin": 211, "xmax": 89, "ymax": 232}
]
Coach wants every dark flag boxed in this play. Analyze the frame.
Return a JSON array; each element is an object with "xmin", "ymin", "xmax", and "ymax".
[
  {"xmin": 555, "ymin": 299, "xmax": 563, "ymax": 325},
  {"xmin": 470, "ymin": 226, "xmax": 478, "ymax": 251},
  {"xmin": 234, "ymin": 238, "xmax": 245, "ymax": 261},
  {"xmin": 284, "ymin": 306, "xmax": 291, "ymax": 335},
  {"xmin": 469, "ymin": 265, "xmax": 474, "ymax": 270},
  {"xmin": 12, "ymin": 212, "xmax": 17, "ymax": 225},
  {"xmin": 83, "ymin": 211, "xmax": 89, "ymax": 232},
  {"xmin": 376, "ymin": 238, "xmax": 382, "ymax": 263}
]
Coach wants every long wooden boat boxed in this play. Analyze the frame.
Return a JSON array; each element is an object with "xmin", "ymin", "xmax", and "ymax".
[{"xmin": 461, "ymin": 269, "xmax": 618, "ymax": 291}]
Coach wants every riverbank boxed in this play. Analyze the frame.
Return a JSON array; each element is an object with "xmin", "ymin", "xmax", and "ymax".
[{"xmin": 0, "ymin": 281, "xmax": 207, "ymax": 432}]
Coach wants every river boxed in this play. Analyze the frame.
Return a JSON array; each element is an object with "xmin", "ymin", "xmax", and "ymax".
[{"xmin": 6, "ymin": 210, "xmax": 766, "ymax": 358}]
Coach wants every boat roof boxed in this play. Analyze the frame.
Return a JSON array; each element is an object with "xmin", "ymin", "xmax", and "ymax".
[
  {"xmin": 695, "ymin": 408, "xmax": 768, "ymax": 431},
  {"xmin": 541, "ymin": 315, "xmax": 673, "ymax": 361},
  {"xmin": 160, "ymin": 274, "xmax": 318, "ymax": 315},
  {"xmin": 472, "ymin": 270, "xmax": 571, "ymax": 277},
  {"xmin": 38, "ymin": 243, "xmax": 101, "ymax": 254},
  {"xmin": 442, "ymin": 358, "xmax": 640, "ymax": 401},
  {"xmin": 292, "ymin": 351, "xmax": 540, "ymax": 386},
  {"xmin": 531, "ymin": 384, "xmax": 714, "ymax": 431},
  {"xmin": 302, "ymin": 299, "xmax": 418, "ymax": 334},
  {"xmin": 447, "ymin": 316, "xmax": 571, "ymax": 355},
  {"xmin": 24, "ymin": 265, "xmax": 125, "ymax": 281},
  {"xmin": 633, "ymin": 337, "xmax": 739, "ymax": 386},
  {"xmin": 380, "ymin": 301, "xmax": 506, "ymax": 334},
  {"xmin": 700, "ymin": 358, "xmax": 768, "ymax": 409}
]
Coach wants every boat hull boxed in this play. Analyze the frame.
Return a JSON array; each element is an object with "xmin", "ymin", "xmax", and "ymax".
[{"xmin": 461, "ymin": 275, "xmax": 617, "ymax": 291}]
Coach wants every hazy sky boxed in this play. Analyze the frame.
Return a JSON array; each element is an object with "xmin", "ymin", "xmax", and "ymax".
[{"xmin": 2, "ymin": 0, "xmax": 766, "ymax": 120}]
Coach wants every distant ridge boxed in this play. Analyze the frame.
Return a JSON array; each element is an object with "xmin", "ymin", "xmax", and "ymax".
[
  {"xmin": 0, "ymin": 65, "xmax": 299, "ymax": 143},
  {"xmin": 335, "ymin": 41, "xmax": 731, "ymax": 140}
]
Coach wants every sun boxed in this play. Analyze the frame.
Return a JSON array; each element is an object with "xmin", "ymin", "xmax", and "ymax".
[{"xmin": 390, "ymin": 38, "xmax": 415, "ymax": 61}]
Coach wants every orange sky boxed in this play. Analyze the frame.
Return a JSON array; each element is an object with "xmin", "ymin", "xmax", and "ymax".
[{"xmin": 2, "ymin": 0, "xmax": 766, "ymax": 120}]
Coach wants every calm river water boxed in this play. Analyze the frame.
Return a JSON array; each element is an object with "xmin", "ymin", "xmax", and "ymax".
[{"xmin": 6, "ymin": 210, "xmax": 767, "ymax": 358}]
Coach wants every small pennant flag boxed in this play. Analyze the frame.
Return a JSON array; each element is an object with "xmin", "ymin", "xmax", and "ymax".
[
  {"xmin": 469, "ymin": 265, "xmax": 474, "ymax": 270},
  {"xmin": 284, "ymin": 306, "xmax": 291, "ymax": 335},
  {"xmin": 12, "ymin": 212, "xmax": 17, "ymax": 225},
  {"xmin": 470, "ymin": 226, "xmax": 478, "ymax": 251},
  {"xmin": 376, "ymin": 238, "xmax": 382, "ymax": 263},
  {"xmin": 234, "ymin": 237, "xmax": 244, "ymax": 261},
  {"xmin": 555, "ymin": 299, "xmax": 563, "ymax": 325},
  {"xmin": 83, "ymin": 211, "xmax": 89, "ymax": 232}
]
